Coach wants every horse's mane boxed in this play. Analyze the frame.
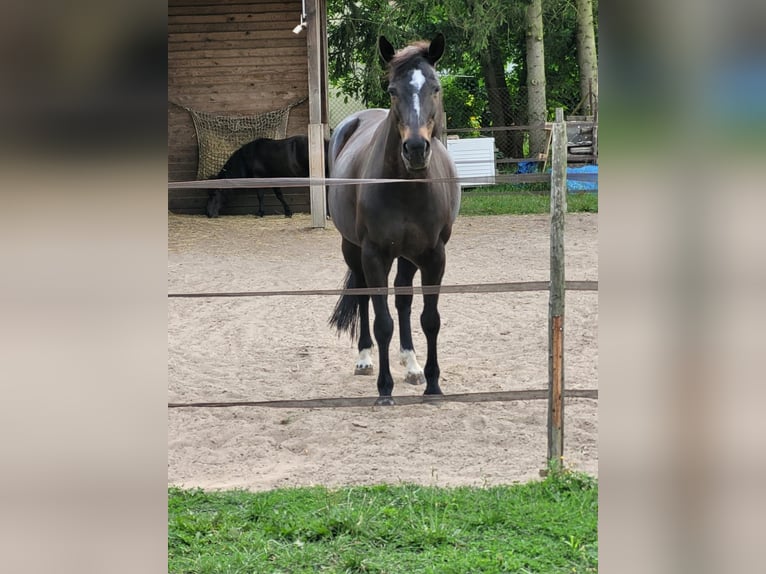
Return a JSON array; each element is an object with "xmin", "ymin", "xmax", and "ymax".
[{"xmin": 387, "ymin": 41, "xmax": 432, "ymax": 77}]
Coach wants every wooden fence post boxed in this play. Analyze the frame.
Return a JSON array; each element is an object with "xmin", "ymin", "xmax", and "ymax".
[
  {"xmin": 548, "ymin": 108, "xmax": 567, "ymax": 470},
  {"xmin": 307, "ymin": 0, "xmax": 327, "ymax": 228}
]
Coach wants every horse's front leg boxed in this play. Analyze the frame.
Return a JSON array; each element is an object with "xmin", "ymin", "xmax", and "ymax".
[
  {"xmin": 206, "ymin": 190, "xmax": 223, "ymax": 218},
  {"xmin": 418, "ymin": 244, "xmax": 446, "ymax": 396},
  {"xmin": 394, "ymin": 257, "xmax": 426, "ymax": 385},
  {"xmin": 362, "ymin": 243, "xmax": 395, "ymax": 405}
]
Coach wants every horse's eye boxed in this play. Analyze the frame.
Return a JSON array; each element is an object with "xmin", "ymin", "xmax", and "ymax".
[
  {"xmin": 433, "ymin": 85, "xmax": 441, "ymax": 94},
  {"xmin": 387, "ymin": 87, "xmax": 397, "ymax": 97}
]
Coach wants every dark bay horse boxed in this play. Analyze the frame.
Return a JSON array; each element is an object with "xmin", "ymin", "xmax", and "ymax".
[
  {"xmin": 328, "ymin": 34, "xmax": 460, "ymax": 406},
  {"xmin": 206, "ymin": 135, "xmax": 328, "ymax": 218}
]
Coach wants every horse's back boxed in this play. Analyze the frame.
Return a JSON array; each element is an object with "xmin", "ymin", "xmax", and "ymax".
[
  {"xmin": 330, "ymin": 109, "xmax": 388, "ymax": 177},
  {"xmin": 256, "ymin": 136, "xmax": 309, "ymax": 177},
  {"xmin": 219, "ymin": 136, "xmax": 309, "ymax": 179}
]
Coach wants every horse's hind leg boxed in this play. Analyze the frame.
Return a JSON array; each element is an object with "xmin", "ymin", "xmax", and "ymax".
[
  {"xmin": 341, "ymin": 239, "xmax": 374, "ymax": 376},
  {"xmin": 272, "ymin": 188, "xmax": 292, "ymax": 218},
  {"xmin": 355, "ymin": 289, "xmax": 374, "ymax": 375},
  {"xmin": 418, "ymin": 244, "xmax": 447, "ymax": 396},
  {"xmin": 255, "ymin": 189, "xmax": 266, "ymax": 217},
  {"xmin": 394, "ymin": 257, "xmax": 426, "ymax": 385}
]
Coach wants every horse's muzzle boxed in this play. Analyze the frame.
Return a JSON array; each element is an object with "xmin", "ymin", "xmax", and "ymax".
[{"xmin": 402, "ymin": 137, "xmax": 431, "ymax": 171}]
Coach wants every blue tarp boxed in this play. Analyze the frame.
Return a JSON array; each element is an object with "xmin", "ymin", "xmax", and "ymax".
[
  {"xmin": 522, "ymin": 162, "xmax": 598, "ymax": 192},
  {"xmin": 566, "ymin": 165, "xmax": 598, "ymax": 192}
]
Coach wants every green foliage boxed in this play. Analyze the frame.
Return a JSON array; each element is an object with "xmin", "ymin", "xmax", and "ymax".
[
  {"xmin": 326, "ymin": 0, "xmax": 598, "ymax": 126},
  {"xmin": 169, "ymin": 474, "xmax": 598, "ymax": 573},
  {"xmin": 440, "ymin": 74, "xmax": 489, "ymax": 130}
]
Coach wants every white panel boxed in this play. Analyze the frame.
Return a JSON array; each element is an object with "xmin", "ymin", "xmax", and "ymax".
[{"xmin": 446, "ymin": 137, "xmax": 496, "ymax": 186}]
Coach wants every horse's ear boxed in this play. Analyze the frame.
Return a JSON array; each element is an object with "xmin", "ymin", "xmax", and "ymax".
[
  {"xmin": 428, "ymin": 33, "xmax": 445, "ymax": 65},
  {"xmin": 379, "ymin": 36, "xmax": 396, "ymax": 64}
]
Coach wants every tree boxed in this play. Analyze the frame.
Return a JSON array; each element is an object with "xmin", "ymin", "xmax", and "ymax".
[
  {"xmin": 480, "ymin": 32, "xmax": 523, "ymax": 158},
  {"xmin": 525, "ymin": 0, "xmax": 548, "ymax": 156},
  {"xmin": 326, "ymin": 0, "xmax": 596, "ymax": 160},
  {"xmin": 575, "ymin": 0, "xmax": 598, "ymax": 116}
]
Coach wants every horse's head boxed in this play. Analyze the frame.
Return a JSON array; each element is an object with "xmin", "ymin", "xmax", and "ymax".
[{"xmin": 379, "ymin": 34, "xmax": 445, "ymax": 172}]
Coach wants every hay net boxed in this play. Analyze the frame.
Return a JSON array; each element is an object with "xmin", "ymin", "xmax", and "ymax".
[{"xmin": 174, "ymin": 99, "xmax": 306, "ymax": 180}]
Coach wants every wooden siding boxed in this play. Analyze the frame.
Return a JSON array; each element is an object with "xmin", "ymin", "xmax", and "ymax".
[{"xmin": 168, "ymin": 0, "xmax": 310, "ymax": 214}]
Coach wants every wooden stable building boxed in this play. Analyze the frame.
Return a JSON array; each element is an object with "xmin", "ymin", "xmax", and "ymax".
[{"xmin": 168, "ymin": 0, "xmax": 328, "ymax": 222}]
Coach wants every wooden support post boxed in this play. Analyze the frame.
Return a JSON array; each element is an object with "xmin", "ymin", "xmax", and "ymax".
[
  {"xmin": 547, "ymin": 108, "xmax": 567, "ymax": 470},
  {"xmin": 306, "ymin": 0, "xmax": 327, "ymax": 228},
  {"xmin": 308, "ymin": 123, "xmax": 325, "ymax": 228}
]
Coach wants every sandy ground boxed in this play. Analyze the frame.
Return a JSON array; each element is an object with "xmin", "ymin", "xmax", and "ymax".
[{"xmin": 168, "ymin": 211, "xmax": 598, "ymax": 491}]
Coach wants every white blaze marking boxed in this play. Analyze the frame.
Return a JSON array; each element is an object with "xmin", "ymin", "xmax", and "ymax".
[{"xmin": 409, "ymin": 69, "xmax": 426, "ymax": 120}]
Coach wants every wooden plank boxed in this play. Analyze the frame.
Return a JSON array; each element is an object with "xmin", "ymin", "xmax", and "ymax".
[
  {"xmin": 168, "ymin": 43, "xmax": 306, "ymax": 57},
  {"xmin": 547, "ymin": 108, "xmax": 568, "ymax": 469},
  {"xmin": 168, "ymin": 388, "xmax": 599, "ymax": 410},
  {"xmin": 169, "ymin": 13, "xmax": 295, "ymax": 25},
  {"xmin": 168, "ymin": 87, "xmax": 307, "ymax": 100},
  {"xmin": 168, "ymin": 19, "xmax": 298, "ymax": 34},
  {"xmin": 169, "ymin": 73, "xmax": 308, "ymax": 88},
  {"xmin": 170, "ymin": 0, "xmax": 294, "ymax": 7},
  {"xmin": 168, "ymin": 47, "xmax": 307, "ymax": 61},
  {"xmin": 180, "ymin": 92, "xmax": 305, "ymax": 105},
  {"xmin": 168, "ymin": 24, "xmax": 300, "ymax": 37},
  {"xmin": 170, "ymin": 4, "xmax": 299, "ymax": 17},
  {"xmin": 170, "ymin": 40, "xmax": 306, "ymax": 53},
  {"xmin": 168, "ymin": 187, "xmax": 310, "ymax": 215},
  {"xmin": 168, "ymin": 55, "xmax": 308, "ymax": 68},
  {"xmin": 168, "ymin": 36, "xmax": 305, "ymax": 50},
  {"xmin": 168, "ymin": 65, "xmax": 305, "ymax": 78}
]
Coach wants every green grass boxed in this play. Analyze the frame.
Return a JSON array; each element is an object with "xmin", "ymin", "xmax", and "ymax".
[
  {"xmin": 169, "ymin": 471, "xmax": 598, "ymax": 573},
  {"xmin": 459, "ymin": 184, "xmax": 598, "ymax": 216}
]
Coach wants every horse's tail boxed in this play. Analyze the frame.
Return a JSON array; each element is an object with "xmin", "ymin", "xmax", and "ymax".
[{"xmin": 329, "ymin": 269, "xmax": 359, "ymax": 341}]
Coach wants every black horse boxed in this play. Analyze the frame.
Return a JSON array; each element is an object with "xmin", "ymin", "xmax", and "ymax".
[
  {"xmin": 206, "ymin": 135, "xmax": 328, "ymax": 218},
  {"xmin": 327, "ymin": 35, "xmax": 460, "ymax": 405}
]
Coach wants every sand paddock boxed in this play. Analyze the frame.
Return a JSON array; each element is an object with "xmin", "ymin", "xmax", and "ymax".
[{"xmin": 168, "ymin": 212, "xmax": 598, "ymax": 490}]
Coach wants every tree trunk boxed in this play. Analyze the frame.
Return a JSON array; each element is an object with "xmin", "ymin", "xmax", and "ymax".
[
  {"xmin": 479, "ymin": 37, "xmax": 523, "ymax": 160},
  {"xmin": 575, "ymin": 0, "xmax": 598, "ymax": 116},
  {"xmin": 525, "ymin": 0, "xmax": 547, "ymax": 157}
]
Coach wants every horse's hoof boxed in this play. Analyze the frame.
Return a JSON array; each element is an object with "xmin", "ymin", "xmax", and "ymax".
[
  {"xmin": 375, "ymin": 396, "xmax": 395, "ymax": 406},
  {"xmin": 404, "ymin": 372, "xmax": 426, "ymax": 386},
  {"xmin": 354, "ymin": 365, "xmax": 374, "ymax": 376},
  {"xmin": 284, "ymin": 212, "xmax": 293, "ymax": 218},
  {"xmin": 422, "ymin": 393, "xmax": 443, "ymax": 406}
]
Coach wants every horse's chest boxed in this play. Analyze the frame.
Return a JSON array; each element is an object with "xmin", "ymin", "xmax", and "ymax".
[{"xmin": 362, "ymin": 211, "xmax": 439, "ymax": 254}]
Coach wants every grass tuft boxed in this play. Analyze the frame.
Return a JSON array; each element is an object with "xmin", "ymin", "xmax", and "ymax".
[
  {"xmin": 459, "ymin": 184, "xmax": 598, "ymax": 216},
  {"xmin": 169, "ymin": 472, "xmax": 598, "ymax": 573}
]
